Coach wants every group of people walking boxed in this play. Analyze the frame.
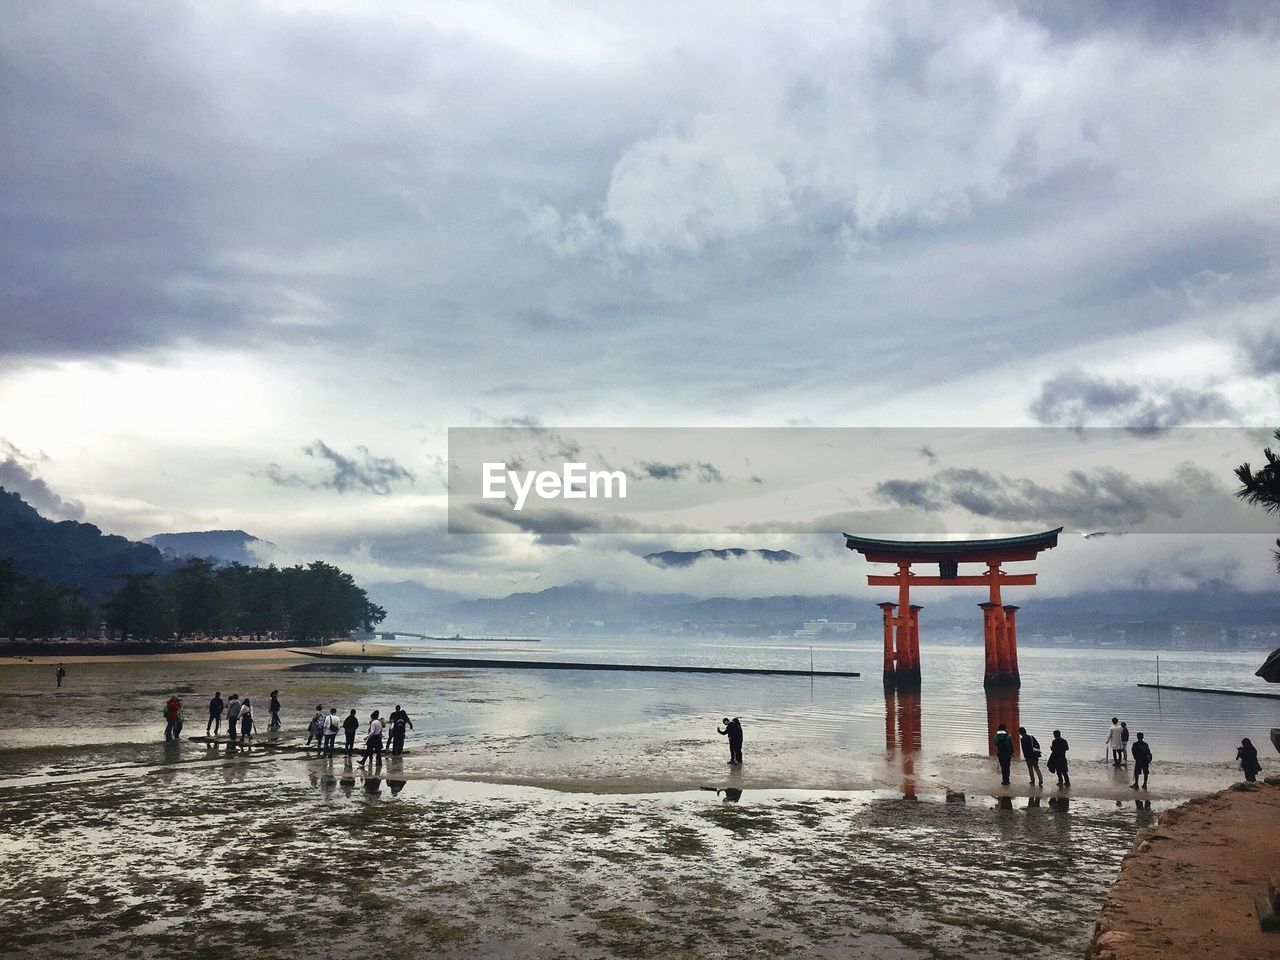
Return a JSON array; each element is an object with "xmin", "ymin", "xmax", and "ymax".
[
  {"xmin": 197, "ymin": 692, "xmax": 259, "ymax": 742},
  {"xmin": 993, "ymin": 715, "xmax": 1262, "ymax": 791},
  {"xmin": 993, "ymin": 725, "xmax": 1077, "ymax": 788},
  {"xmin": 1104, "ymin": 716, "xmax": 1154, "ymax": 789},
  {"xmin": 160, "ymin": 691, "xmax": 417, "ymax": 762},
  {"xmin": 996, "ymin": 720, "xmax": 1144, "ymax": 790},
  {"xmin": 300, "ymin": 703, "xmax": 414, "ymax": 765}
]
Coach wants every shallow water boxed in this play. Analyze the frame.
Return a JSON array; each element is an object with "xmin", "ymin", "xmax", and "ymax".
[{"xmin": 1, "ymin": 639, "xmax": 1272, "ymax": 780}]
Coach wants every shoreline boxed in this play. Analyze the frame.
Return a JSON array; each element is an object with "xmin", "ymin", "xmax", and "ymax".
[
  {"xmin": 1088, "ymin": 779, "xmax": 1280, "ymax": 959},
  {"xmin": 0, "ymin": 640, "xmax": 398, "ymax": 666}
]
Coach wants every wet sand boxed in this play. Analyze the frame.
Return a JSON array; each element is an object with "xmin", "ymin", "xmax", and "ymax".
[
  {"xmin": 1088, "ymin": 780, "xmax": 1280, "ymax": 960},
  {"xmin": 0, "ymin": 750, "xmax": 1148, "ymax": 960}
]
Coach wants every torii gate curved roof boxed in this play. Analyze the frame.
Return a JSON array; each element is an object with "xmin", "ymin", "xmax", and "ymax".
[{"xmin": 843, "ymin": 528, "xmax": 1063, "ymax": 564}]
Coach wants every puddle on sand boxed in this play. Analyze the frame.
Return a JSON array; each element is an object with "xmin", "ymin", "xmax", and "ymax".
[{"xmin": 0, "ymin": 754, "xmax": 1154, "ymax": 960}]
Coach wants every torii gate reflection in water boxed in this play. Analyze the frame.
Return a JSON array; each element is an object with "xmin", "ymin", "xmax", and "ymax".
[{"xmin": 845, "ymin": 528, "xmax": 1062, "ymax": 690}]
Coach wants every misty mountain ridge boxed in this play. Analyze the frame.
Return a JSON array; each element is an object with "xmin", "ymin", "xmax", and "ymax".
[
  {"xmin": 643, "ymin": 548, "xmax": 800, "ymax": 568},
  {"xmin": 366, "ymin": 578, "xmax": 1280, "ymax": 636},
  {"xmin": 144, "ymin": 530, "xmax": 273, "ymax": 566}
]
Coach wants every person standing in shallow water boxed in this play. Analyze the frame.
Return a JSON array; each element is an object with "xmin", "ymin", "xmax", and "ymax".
[
  {"xmin": 342, "ymin": 709, "xmax": 359, "ymax": 757},
  {"xmin": 1107, "ymin": 717, "xmax": 1124, "ymax": 767},
  {"xmin": 163, "ymin": 696, "xmax": 182, "ymax": 741},
  {"xmin": 226, "ymin": 693, "xmax": 242, "ymax": 736},
  {"xmin": 717, "ymin": 717, "xmax": 743, "ymax": 764},
  {"xmin": 388, "ymin": 705, "xmax": 413, "ymax": 756},
  {"xmin": 1237, "ymin": 738, "xmax": 1263, "ymax": 782},
  {"xmin": 1019, "ymin": 726, "xmax": 1043, "ymax": 786},
  {"xmin": 206, "ymin": 691, "xmax": 224, "ymax": 737},
  {"xmin": 1130, "ymin": 732, "xmax": 1151, "ymax": 789},
  {"xmin": 306, "ymin": 704, "xmax": 323, "ymax": 750},
  {"xmin": 1119, "ymin": 721, "xmax": 1130, "ymax": 765},
  {"xmin": 322, "ymin": 708, "xmax": 340, "ymax": 757},
  {"xmin": 360, "ymin": 711, "xmax": 384, "ymax": 766},
  {"xmin": 1049, "ymin": 730, "xmax": 1071, "ymax": 788},
  {"xmin": 238, "ymin": 698, "xmax": 255, "ymax": 743},
  {"xmin": 55, "ymin": 664, "xmax": 66, "ymax": 688},
  {"xmin": 993, "ymin": 723, "xmax": 1015, "ymax": 786},
  {"xmin": 268, "ymin": 690, "xmax": 281, "ymax": 731}
]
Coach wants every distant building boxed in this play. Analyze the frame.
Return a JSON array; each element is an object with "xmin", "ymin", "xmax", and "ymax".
[
  {"xmin": 1175, "ymin": 621, "xmax": 1223, "ymax": 649},
  {"xmin": 1122, "ymin": 621, "xmax": 1173, "ymax": 647},
  {"xmin": 796, "ymin": 619, "xmax": 858, "ymax": 639}
]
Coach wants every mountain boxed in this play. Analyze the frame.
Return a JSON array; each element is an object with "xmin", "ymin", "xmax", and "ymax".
[
  {"xmin": 144, "ymin": 530, "xmax": 272, "ymax": 566},
  {"xmin": 0, "ymin": 486, "xmax": 168, "ymax": 600},
  {"xmin": 366, "ymin": 576, "xmax": 1280, "ymax": 642},
  {"xmin": 643, "ymin": 548, "xmax": 801, "ymax": 568}
]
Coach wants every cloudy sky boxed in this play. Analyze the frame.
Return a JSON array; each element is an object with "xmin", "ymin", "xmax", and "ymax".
[{"xmin": 2, "ymin": 1, "xmax": 1278, "ymax": 603}]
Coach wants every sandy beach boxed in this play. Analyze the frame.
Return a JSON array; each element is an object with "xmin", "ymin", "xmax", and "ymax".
[
  {"xmin": 0, "ymin": 640, "xmax": 398, "ymax": 666},
  {"xmin": 1089, "ymin": 780, "xmax": 1280, "ymax": 959}
]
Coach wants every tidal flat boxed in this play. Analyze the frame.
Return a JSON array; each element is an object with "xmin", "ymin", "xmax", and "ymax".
[
  {"xmin": 0, "ymin": 752, "xmax": 1149, "ymax": 960},
  {"xmin": 4, "ymin": 648, "xmax": 1258, "ymax": 959}
]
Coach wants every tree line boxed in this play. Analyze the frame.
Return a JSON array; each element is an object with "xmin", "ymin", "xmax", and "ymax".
[{"xmin": 0, "ymin": 557, "xmax": 386, "ymax": 642}]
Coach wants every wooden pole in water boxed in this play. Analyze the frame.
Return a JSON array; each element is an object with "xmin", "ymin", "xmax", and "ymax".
[{"xmin": 1156, "ymin": 655, "xmax": 1160, "ymax": 688}]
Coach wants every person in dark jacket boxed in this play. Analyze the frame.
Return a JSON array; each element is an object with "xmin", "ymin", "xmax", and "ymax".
[
  {"xmin": 1019, "ymin": 726, "xmax": 1043, "ymax": 786},
  {"xmin": 993, "ymin": 723, "xmax": 1015, "ymax": 785},
  {"xmin": 717, "ymin": 717, "xmax": 743, "ymax": 764},
  {"xmin": 206, "ymin": 691, "xmax": 224, "ymax": 736},
  {"xmin": 388, "ymin": 705, "xmax": 414, "ymax": 756},
  {"xmin": 1130, "ymin": 732, "xmax": 1151, "ymax": 789},
  {"xmin": 56, "ymin": 664, "xmax": 66, "ymax": 688},
  {"xmin": 268, "ymin": 690, "xmax": 282, "ymax": 731},
  {"xmin": 342, "ymin": 709, "xmax": 360, "ymax": 757},
  {"xmin": 1048, "ymin": 730, "xmax": 1070, "ymax": 788},
  {"xmin": 1237, "ymin": 738, "xmax": 1263, "ymax": 782}
]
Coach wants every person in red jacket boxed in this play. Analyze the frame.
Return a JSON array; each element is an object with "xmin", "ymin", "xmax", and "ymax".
[{"xmin": 163, "ymin": 696, "xmax": 183, "ymax": 741}]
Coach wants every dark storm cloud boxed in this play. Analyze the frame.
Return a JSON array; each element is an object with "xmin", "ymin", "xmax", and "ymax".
[
  {"xmin": 2, "ymin": 0, "xmax": 1278, "ymax": 431},
  {"xmin": 633, "ymin": 461, "xmax": 726, "ymax": 483},
  {"xmin": 1029, "ymin": 371, "xmax": 1235, "ymax": 431},
  {"xmin": 0, "ymin": 440, "xmax": 85, "ymax": 520},
  {"xmin": 1013, "ymin": 0, "xmax": 1278, "ymax": 41},
  {"xmin": 872, "ymin": 464, "xmax": 1222, "ymax": 530},
  {"xmin": 1239, "ymin": 331, "xmax": 1280, "ymax": 377},
  {"xmin": 259, "ymin": 440, "xmax": 414, "ymax": 495},
  {"xmin": 465, "ymin": 501, "xmax": 637, "ymax": 539}
]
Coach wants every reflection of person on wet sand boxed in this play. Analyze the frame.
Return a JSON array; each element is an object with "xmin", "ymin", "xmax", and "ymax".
[{"xmin": 717, "ymin": 717, "xmax": 743, "ymax": 765}]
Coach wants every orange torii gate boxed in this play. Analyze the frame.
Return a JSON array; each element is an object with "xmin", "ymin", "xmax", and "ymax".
[{"xmin": 844, "ymin": 528, "xmax": 1062, "ymax": 690}]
